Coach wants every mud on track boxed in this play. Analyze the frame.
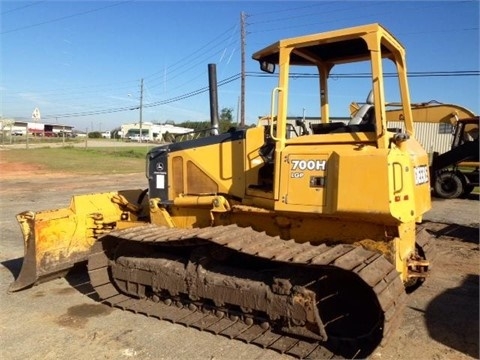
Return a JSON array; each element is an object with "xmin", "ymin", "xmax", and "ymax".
[{"xmin": 0, "ymin": 169, "xmax": 478, "ymax": 360}]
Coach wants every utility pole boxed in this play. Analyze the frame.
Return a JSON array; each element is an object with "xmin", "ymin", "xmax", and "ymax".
[
  {"xmin": 139, "ymin": 78, "xmax": 144, "ymax": 143},
  {"xmin": 236, "ymin": 95, "xmax": 240, "ymax": 125},
  {"xmin": 240, "ymin": 11, "xmax": 246, "ymax": 128}
]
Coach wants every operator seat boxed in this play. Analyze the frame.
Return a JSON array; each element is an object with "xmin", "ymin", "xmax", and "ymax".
[
  {"xmin": 349, "ymin": 91, "xmax": 374, "ymax": 125},
  {"xmin": 254, "ymin": 126, "xmax": 275, "ymax": 191}
]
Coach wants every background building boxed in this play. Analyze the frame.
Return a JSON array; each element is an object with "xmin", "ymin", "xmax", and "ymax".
[
  {"xmin": 0, "ymin": 119, "xmax": 74, "ymax": 137},
  {"xmin": 120, "ymin": 122, "xmax": 193, "ymax": 142}
]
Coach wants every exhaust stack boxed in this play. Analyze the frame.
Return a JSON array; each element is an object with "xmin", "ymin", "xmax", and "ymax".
[{"xmin": 208, "ymin": 63, "xmax": 219, "ymax": 135}]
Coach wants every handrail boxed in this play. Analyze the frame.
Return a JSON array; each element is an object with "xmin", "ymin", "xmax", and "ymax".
[{"xmin": 269, "ymin": 87, "xmax": 282, "ymax": 142}]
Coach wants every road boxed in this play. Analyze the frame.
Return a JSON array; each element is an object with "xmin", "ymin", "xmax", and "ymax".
[{"xmin": 0, "ymin": 169, "xmax": 478, "ymax": 360}]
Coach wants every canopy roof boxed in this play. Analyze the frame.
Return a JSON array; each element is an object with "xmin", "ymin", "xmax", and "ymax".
[{"xmin": 252, "ymin": 23, "xmax": 404, "ymax": 66}]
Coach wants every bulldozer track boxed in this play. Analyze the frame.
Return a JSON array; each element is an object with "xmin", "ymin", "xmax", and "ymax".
[
  {"xmin": 416, "ymin": 223, "xmax": 437, "ymax": 265},
  {"xmin": 88, "ymin": 224, "xmax": 409, "ymax": 359}
]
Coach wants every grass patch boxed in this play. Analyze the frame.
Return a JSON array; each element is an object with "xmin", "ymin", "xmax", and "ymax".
[{"xmin": 0, "ymin": 146, "xmax": 152, "ymax": 174}]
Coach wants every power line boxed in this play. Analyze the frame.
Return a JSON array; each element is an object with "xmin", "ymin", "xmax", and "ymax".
[
  {"xmin": 248, "ymin": 2, "xmax": 379, "ymax": 27},
  {"xmin": 247, "ymin": 2, "xmax": 466, "ymax": 35},
  {"xmin": 147, "ymin": 38, "xmax": 240, "ymax": 90},
  {"xmin": 248, "ymin": 2, "xmax": 331, "ymax": 18},
  {"xmin": 5, "ymin": 7, "xmax": 235, "ymax": 116},
  {"xmin": 1, "ymin": 1, "xmax": 46, "ymax": 15},
  {"xmin": 4, "ymin": 20, "xmax": 241, "ymax": 118},
  {"xmin": 143, "ymin": 24, "xmax": 238, "ymax": 81},
  {"xmin": 39, "ymin": 70, "xmax": 478, "ymax": 120},
  {"xmin": 5, "ymin": 23, "xmax": 240, "ymax": 104},
  {"xmin": 140, "ymin": 74, "xmax": 240, "ymax": 108},
  {"xmin": 146, "ymin": 32, "xmax": 240, "ymax": 92},
  {"xmin": 247, "ymin": 2, "xmax": 380, "ymax": 33},
  {"xmin": 7, "ymin": 80, "xmax": 138, "ymax": 98},
  {"xmin": 41, "ymin": 73, "xmax": 241, "ymax": 119},
  {"xmin": 1, "ymin": 1, "xmax": 132, "ymax": 35},
  {"xmin": 247, "ymin": 71, "xmax": 480, "ymax": 79}
]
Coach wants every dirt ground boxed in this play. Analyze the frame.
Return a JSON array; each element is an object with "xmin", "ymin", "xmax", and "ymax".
[{"xmin": 0, "ymin": 161, "xmax": 478, "ymax": 360}]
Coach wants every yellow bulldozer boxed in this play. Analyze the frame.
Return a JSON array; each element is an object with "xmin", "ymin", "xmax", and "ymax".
[{"xmin": 10, "ymin": 23, "xmax": 434, "ymax": 358}]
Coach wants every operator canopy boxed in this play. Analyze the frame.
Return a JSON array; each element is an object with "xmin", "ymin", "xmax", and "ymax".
[{"xmin": 253, "ymin": 23, "xmax": 403, "ymax": 70}]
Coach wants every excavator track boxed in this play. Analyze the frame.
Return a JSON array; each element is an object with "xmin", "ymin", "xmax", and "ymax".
[{"xmin": 88, "ymin": 224, "xmax": 408, "ymax": 359}]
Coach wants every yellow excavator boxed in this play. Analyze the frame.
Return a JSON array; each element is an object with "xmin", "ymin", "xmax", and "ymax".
[
  {"xmin": 10, "ymin": 23, "xmax": 434, "ymax": 359},
  {"xmin": 350, "ymin": 98, "xmax": 476, "ymax": 125}
]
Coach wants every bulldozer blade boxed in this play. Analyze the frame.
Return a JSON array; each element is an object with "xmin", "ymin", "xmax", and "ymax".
[{"xmin": 9, "ymin": 189, "xmax": 146, "ymax": 292}]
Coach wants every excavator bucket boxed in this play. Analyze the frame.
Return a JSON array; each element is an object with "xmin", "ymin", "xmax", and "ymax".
[{"xmin": 9, "ymin": 189, "xmax": 146, "ymax": 292}]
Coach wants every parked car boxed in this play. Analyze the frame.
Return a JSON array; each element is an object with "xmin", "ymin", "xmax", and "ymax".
[
  {"xmin": 58, "ymin": 131, "xmax": 76, "ymax": 138},
  {"xmin": 128, "ymin": 134, "xmax": 149, "ymax": 141},
  {"xmin": 12, "ymin": 130, "xmax": 23, "ymax": 136}
]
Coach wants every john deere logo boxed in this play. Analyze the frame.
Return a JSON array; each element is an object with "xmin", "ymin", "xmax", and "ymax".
[{"xmin": 156, "ymin": 162, "xmax": 164, "ymax": 171}]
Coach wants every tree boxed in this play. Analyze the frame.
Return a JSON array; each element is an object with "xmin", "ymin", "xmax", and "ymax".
[
  {"xmin": 219, "ymin": 107, "xmax": 234, "ymax": 133},
  {"xmin": 111, "ymin": 127, "xmax": 122, "ymax": 139},
  {"xmin": 220, "ymin": 107, "xmax": 233, "ymax": 122},
  {"xmin": 88, "ymin": 131, "xmax": 102, "ymax": 139},
  {"xmin": 178, "ymin": 120, "xmax": 210, "ymax": 132},
  {"xmin": 177, "ymin": 107, "xmax": 236, "ymax": 135}
]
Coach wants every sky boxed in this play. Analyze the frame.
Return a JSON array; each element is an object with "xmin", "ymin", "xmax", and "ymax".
[{"xmin": 1, "ymin": 0, "xmax": 479, "ymax": 132}]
